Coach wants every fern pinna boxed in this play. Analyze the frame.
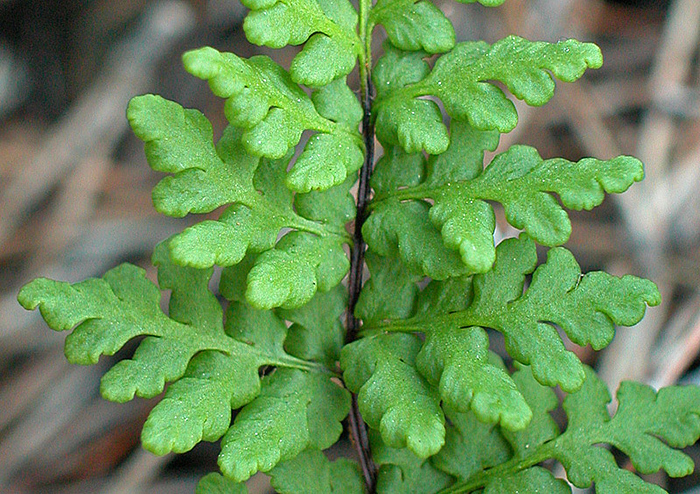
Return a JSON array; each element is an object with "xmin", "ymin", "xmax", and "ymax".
[{"xmin": 17, "ymin": 0, "xmax": 700, "ymax": 493}]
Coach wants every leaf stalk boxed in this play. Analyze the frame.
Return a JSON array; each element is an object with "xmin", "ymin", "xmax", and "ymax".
[
  {"xmin": 345, "ymin": 0, "xmax": 378, "ymax": 490},
  {"xmin": 437, "ymin": 443, "xmax": 556, "ymax": 494}
]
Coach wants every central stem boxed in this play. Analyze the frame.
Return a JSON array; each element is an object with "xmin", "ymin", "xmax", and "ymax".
[{"xmin": 345, "ymin": 0, "xmax": 377, "ymax": 491}]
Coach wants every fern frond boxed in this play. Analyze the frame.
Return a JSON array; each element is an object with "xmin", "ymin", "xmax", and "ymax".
[
  {"xmin": 242, "ymin": 0, "xmax": 360, "ymax": 86},
  {"xmin": 439, "ymin": 366, "xmax": 700, "ymax": 494},
  {"xmin": 367, "ymin": 134, "xmax": 643, "ymax": 275},
  {"xmin": 182, "ymin": 47, "xmax": 364, "ymax": 185},
  {"xmin": 341, "ymin": 333, "xmax": 445, "ymax": 457},
  {"xmin": 374, "ymin": 36, "xmax": 602, "ymax": 153},
  {"xmin": 269, "ymin": 449, "xmax": 366, "ymax": 493}
]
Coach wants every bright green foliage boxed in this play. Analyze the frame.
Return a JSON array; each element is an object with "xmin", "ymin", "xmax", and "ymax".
[
  {"xmin": 18, "ymin": 241, "xmax": 348, "ymax": 481},
  {"xmin": 371, "ymin": 431, "xmax": 455, "ymax": 494},
  {"xmin": 483, "ymin": 468, "xmax": 571, "ymax": 494},
  {"xmin": 245, "ymin": 231, "xmax": 349, "ymax": 309},
  {"xmin": 181, "ymin": 47, "xmax": 363, "ymax": 186},
  {"xmin": 413, "ymin": 274, "xmax": 531, "ymax": 429},
  {"xmin": 363, "ymin": 198, "xmax": 471, "ymax": 279},
  {"xmin": 128, "ymin": 94, "xmax": 354, "ymax": 309},
  {"xmin": 279, "ymin": 285, "xmax": 348, "ymax": 368},
  {"xmin": 342, "ymin": 333, "xmax": 446, "ymax": 457},
  {"xmin": 554, "ymin": 367, "xmax": 700, "ymax": 492},
  {"xmin": 363, "ymin": 121, "xmax": 498, "ymax": 278},
  {"xmin": 196, "ymin": 446, "xmax": 365, "ymax": 493},
  {"xmin": 290, "ymin": 80, "xmax": 364, "ymax": 191},
  {"xmin": 432, "ymin": 404, "xmax": 511, "ymax": 484},
  {"xmin": 374, "ymin": 36, "xmax": 602, "ymax": 154},
  {"xmin": 241, "ymin": 0, "xmax": 360, "ymax": 86},
  {"xmin": 416, "ymin": 326, "xmax": 532, "ymax": 429},
  {"xmin": 500, "ymin": 365, "xmax": 560, "ymax": 457},
  {"xmin": 18, "ymin": 242, "xmax": 272, "ymax": 406},
  {"xmin": 356, "ymin": 235, "xmax": 660, "ymax": 442},
  {"xmin": 429, "ymin": 145, "xmax": 643, "ymax": 251},
  {"xmin": 371, "ymin": 0, "xmax": 455, "ymax": 54},
  {"xmin": 18, "ymin": 0, "xmax": 700, "ymax": 492},
  {"xmin": 373, "ymin": 366, "xmax": 700, "ymax": 493},
  {"xmin": 269, "ymin": 449, "xmax": 366, "ymax": 493},
  {"xmin": 458, "ymin": 235, "xmax": 660, "ymax": 391},
  {"xmin": 196, "ymin": 473, "xmax": 248, "ymax": 494},
  {"xmin": 219, "ymin": 368, "xmax": 349, "ymax": 481},
  {"xmin": 372, "ymin": 44, "xmax": 449, "ymax": 154},
  {"xmin": 366, "ymin": 134, "xmax": 643, "ymax": 276},
  {"xmin": 448, "ymin": 366, "xmax": 700, "ymax": 493},
  {"xmin": 354, "ymin": 252, "xmax": 421, "ymax": 323}
]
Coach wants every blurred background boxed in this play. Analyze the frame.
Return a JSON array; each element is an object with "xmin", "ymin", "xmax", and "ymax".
[{"xmin": 1, "ymin": 0, "xmax": 699, "ymax": 492}]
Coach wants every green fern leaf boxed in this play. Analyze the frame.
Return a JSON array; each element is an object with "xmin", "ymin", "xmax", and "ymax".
[
  {"xmin": 287, "ymin": 132, "xmax": 364, "ymax": 193},
  {"xmin": 242, "ymin": 0, "xmax": 360, "ymax": 86},
  {"xmin": 18, "ymin": 242, "xmax": 328, "ymax": 457},
  {"xmin": 183, "ymin": 47, "xmax": 322, "ymax": 158},
  {"xmin": 423, "ymin": 120, "xmax": 499, "ymax": 186},
  {"xmin": 246, "ymin": 232, "xmax": 349, "ymax": 309},
  {"xmin": 128, "ymin": 97, "xmax": 329, "ymax": 269},
  {"xmin": 372, "ymin": 140, "xmax": 642, "ymax": 276},
  {"xmin": 288, "ymin": 78, "xmax": 363, "ymax": 194},
  {"xmin": 127, "ymin": 96, "xmax": 259, "ymax": 217},
  {"xmin": 430, "ymin": 198, "xmax": 496, "ymax": 274},
  {"xmin": 438, "ymin": 364, "xmax": 700, "ymax": 493},
  {"xmin": 363, "ymin": 236, "xmax": 659, "ymax": 426},
  {"xmin": 129, "ymin": 95, "xmax": 353, "ymax": 308},
  {"xmin": 370, "ymin": 145, "xmax": 426, "ymax": 200},
  {"xmin": 310, "ymin": 77, "xmax": 364, "ymax": 129},
  {"xmin": 20, "ymin": 1, "xmax": 686, "ymax": 492},
  {"xmin": 432, "ymin": 405, "xmax": 511, "ymax": 481},
  {"xmin": 19, "ymin": 262, "xmax": 228, "ymax": 401},
  {"xmin": 372, "ymin": 44, "xmax": 449, "ymax": 154},
  {"xmin": 555, "ymin": 367, "xmax": 700, "ymax": 491},
  {"xmin": 455, "ymin": 235, "xmax": 660, "ymax": 391},
  {"xmin": 278, "ymin": 285, "xmax": 347, "ymax": 368},
  {"xmin": 449, "ymin": 366, "xmax": 700, "ymax": 493},
  {"xmin": 211, "ymin": 229, "xmax": 350, "ymax": 311},
  {"xmin": 358, "ymin": 262, "xmax": 531, "ymax": 430},
  {"xmin": 374, "ymin": 36, "xmax": 602, "ymax": 153},
  {"xmin": 435, "ymin": 145, "xmax": 644, "ymax": 248},
  {"xmin": 164, "ymin": 125, "xmax": 295, "ymax": 267},
  {"xmin": 366, "ymin": 120, "xmax": 500, "ymax": 275},
  {"xmin": 218, "ymin": 368, "xmax": 350, "ymax": 482},
  {"xmin": 169, "ymin": 204, "xmax": 280, "ymax": 269},
  {"xmin": 371, "ymin": 0, "xmax": 455, "ymax": 54},
  {"xmin": 294, "ymin": 175, "xmax": 356, "ymax": 229},
  {"xmin": 196, "ymin": 473, "xmax": 247, "ymax": 494},
  {"xmin": 140, "ymin": 260, "xmax": 289, "ymax": 455},
  {"xmin": 224, "ymin": 301, "xmax": 290, "ymax": 361},
  {"xmin": 355, "ymin": 252, "xmax": 421, "ymax": 324},
  {"xmin": 292, "ymin": 33, "xmax": 357, "ymax": 88},
  {"xmin": 141, "ymin": 351, "xmax": 259, "ymax": 455},
  {"xmin": 341, "ymin": 333, "xmax": 445, "ymax": 458},
  {"xmin": 373, "ymin": 42, "xmax": 431, "ymax": 98},
  {"xmin": 286, "ymin": 81, "xmax": 364, "ymax": 193},
  {"xmin": 375, "ymin": 93, "xmax": 448, "ymax": 155},
  {"xmin": 500, "ymin": 366, "xmax": 560, "ymax": 457},
  {"xmin": 182, "ymin": 47, "xmax": 363, "ymax": 188},
  {"xmin": 219, "ymin": 255, "xmax": 257, "ymax": 303},
  {"xmin": 371, "ymin": 431, "xmax": 455, "ymax": 494},
  {"xmin": 484, "ymin": 468, "xmax": 570, "ymax": 494},
  {"xmin": 269, "ymin": 449, "xmax": 366, "ymax": 493},
  {"xmin": 363, "ymin": 199, "xmax": 469, "ymax": 279},
  {"xmin": 416, "ymin": 325, "xmax": 531, "ymax": 430}
]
